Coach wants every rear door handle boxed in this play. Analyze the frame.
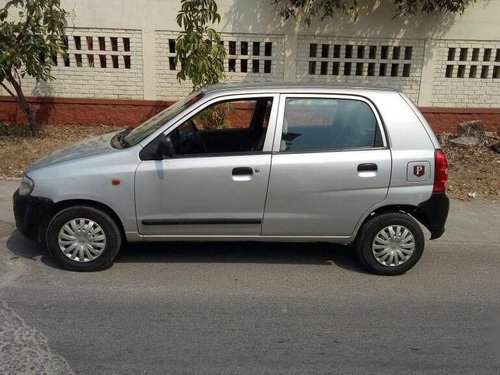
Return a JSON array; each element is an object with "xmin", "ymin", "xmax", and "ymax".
[
  {"xmin": 232, "ymin": 167, "xmax": 253, "ymax": 176},
  {"xmin": 357, "ymin": 163, "xmax": 378, "ymax": 172}
]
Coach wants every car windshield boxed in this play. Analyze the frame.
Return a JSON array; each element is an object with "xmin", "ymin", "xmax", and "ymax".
[{"xmin": 122, "ymin": 91, "xmax": 204, "ymax": 147}]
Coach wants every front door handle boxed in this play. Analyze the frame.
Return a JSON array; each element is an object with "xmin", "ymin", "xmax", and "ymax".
[
  {"xmin": 232, "ymin": 167, "xmax": 253, "ymax": 176},
  {"xmin": 232, "ymin": 167, "xmax": 254, "ymax": 181},
  {"xmin": 357, "ymin": 163, "xmax": 378, "ymax": 172}
]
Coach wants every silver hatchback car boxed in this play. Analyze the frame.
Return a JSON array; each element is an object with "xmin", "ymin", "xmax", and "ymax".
[{"xmin": 13, "ymin": 84, "xmax": 449, "ymax": 275}]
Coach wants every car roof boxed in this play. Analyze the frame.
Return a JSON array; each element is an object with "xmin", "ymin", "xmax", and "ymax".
[{"xmin": 201, "ymin": 82, "xmax": 400, "ymax": 95}]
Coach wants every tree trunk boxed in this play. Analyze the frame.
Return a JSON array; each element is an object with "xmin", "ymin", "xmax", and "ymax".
[
  {"xmin": 15, "ymin": 87, "xmax": 39, "ymax": 137},
  {"xmin": 3, "ymin": 71, "xmax": 39, "ymax": 137}
]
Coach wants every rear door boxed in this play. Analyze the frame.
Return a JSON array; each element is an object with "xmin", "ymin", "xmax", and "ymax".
[{"xmin": 263, "ymin": 94, "xmax": 391, "ymax": 237}]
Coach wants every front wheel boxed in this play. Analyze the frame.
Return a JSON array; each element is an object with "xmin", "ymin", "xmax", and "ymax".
[
  {"xmin": 46, "ymin": 206, "xmax": 122, "ymax": 272},
  {"xmin": 355, "ymin": 212, "xmax": 424, "ymax": 276}
]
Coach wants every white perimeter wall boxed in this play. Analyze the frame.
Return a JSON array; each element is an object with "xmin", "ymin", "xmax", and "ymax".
[{"xmin": 1, "ymin": 0, "xmax": 499, "ymax": 107}]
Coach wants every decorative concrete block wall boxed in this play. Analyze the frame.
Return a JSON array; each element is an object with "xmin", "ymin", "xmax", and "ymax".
[
  {"xmin": 0, "ymin": 28, "xmax": 144, "ymax": 99},
  {"xmin": 431, "ymin": 40, "xmax": 500, "ymax": 107},
  {"xmin": 296, "ymin": 36, "xmax": 425, "ymax": 103},
  {"xmin": 155, "ymin": 31, "xmax": 285, "ymax": 98}
]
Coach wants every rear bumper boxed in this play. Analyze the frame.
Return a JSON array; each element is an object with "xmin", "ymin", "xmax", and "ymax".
[
  {"xmin": 417, "ymin": 192, "xmax": 449, "ymax": 239},
  {"xmin": 13, "ymin": 189, "xmax": 55, "ymax": 242}
]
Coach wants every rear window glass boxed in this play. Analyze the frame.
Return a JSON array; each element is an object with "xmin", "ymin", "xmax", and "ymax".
[{"xmin": 281, "ymin": 98, "xmax": 380, "ymax": 152}]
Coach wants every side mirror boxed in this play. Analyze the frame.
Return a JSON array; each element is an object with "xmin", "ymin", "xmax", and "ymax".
[{"xmin": 157, "ymin": 135, "xmax": 175, "ymax": 159}]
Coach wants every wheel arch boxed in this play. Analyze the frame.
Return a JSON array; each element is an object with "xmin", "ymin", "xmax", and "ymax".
[
  {"xmin": 40, "ymin": 199, "xmax": 126, "ymax": 244},
  {"xmin": 355, "ymin": 204, "xmax": 431, "ymax": 241}
]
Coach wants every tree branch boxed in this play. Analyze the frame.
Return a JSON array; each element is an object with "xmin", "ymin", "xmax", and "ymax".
[
  {"xmin": 0, "ymin": 81, "xmax": 16, "ymax": 99},
  {"xmin": 5, "ymin": 70, "xmax": 24, "ymax": 100},
  {"xmin": 13, "ymin": 68, "xmax": 22, "ymax": 88}
]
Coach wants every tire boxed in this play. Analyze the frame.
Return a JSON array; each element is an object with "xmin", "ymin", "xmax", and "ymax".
[
  {"xmin": 355, "ymin": 212, "xmax": 424, "ymax": 276},
  {"xmin": 46, "ymin": 206, "xmax": 122, "ymax": 272}
]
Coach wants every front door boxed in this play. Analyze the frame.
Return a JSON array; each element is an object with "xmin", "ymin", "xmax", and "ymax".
[
  {"xmin": 263, "ymin": 95, "xmax": 391, "ymax": 237},
  {"xmin": 135, "ymin": 95, "xmax": 277, "ymax": 236}
]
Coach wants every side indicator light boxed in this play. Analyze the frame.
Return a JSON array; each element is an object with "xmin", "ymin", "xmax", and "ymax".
[{"xmin": 111, "ymin": 179, "xmax": 121, "ymax": 186}]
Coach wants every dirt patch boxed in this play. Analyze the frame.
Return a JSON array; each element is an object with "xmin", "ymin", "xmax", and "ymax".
[
  {"xmin": 0, "ymin": 123, "xmax": 123, "ymax": 178},
  {"xmin": 0, "ymin": 123, "xmax": 499, "ymax": 202},
  {"xmin": 442, "ymin": 138, "xmax": 500, "ymax": 202}
]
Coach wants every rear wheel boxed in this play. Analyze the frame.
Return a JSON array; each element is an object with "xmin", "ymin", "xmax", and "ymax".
[
  {"xmin": 355, "ymin": 212, "xmax": 424, "ymax": 276},
  {"xmin": 46, "ymin": 206, "xmax": 122, "ymax": 271}
]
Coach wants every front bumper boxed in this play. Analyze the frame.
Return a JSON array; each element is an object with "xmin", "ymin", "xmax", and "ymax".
[
  {"xmin": 417, "ymin": 192, "xmax": 449, "ymax": 240},
  {"xmin": 13, "ymin": 189, "xmax": 55, "ymax": 242}
]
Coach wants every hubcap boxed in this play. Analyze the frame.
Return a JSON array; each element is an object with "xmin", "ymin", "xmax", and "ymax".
[
  {"xmin": 58, "ymin": 218, "xmax": 106, "ymax": 262},
  {"xmin": 372, "ymin": 225, "xmax": 415, "ymax": 267}
]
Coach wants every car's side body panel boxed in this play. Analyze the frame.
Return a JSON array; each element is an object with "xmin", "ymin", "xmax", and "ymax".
[
  {"xmin": 28, "ymin": 149, "xmax": 140, "ymax": 238},
  {"xmin": 368, "ymin": 91, "xmax": 436, "ymax": 204}
]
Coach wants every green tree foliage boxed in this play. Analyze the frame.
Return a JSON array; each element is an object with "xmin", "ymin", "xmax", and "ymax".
[
  {"xmin": 0, "ymin": 0, "xmax": 68, "ymax": 136},
  {"xmin": 273, "ymin": 0, "xmax": 477, "ymax": 25},
  {"xmin": 175, "ymin": 0, "xmax": 226, "ymax": 90}
]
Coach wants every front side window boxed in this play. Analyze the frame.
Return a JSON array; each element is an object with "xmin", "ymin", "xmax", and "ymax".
[
  {"xmin": 169, "ymin": 97, "xmax": 273, "ymax": 156},
  {"xmin": 280, "ymin": 98, "xmax": 381, "ymax": 152}
]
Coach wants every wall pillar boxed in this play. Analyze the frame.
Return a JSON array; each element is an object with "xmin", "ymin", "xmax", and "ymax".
[
  {"xmin": 418, "ymin": 39, "xmax": 438, "ymax": 107},
  {"xmin": 142, "ymin": 29, "xmax": 157, "ymax": 100},
  {"xmin": 283, "ymin": 32, "xmax": 298, "ymax": 82}
]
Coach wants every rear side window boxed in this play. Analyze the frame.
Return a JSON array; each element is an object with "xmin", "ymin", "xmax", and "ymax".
[{"xmin": 280, "ymin": 98, "xmax": 381, "ymax": 152}]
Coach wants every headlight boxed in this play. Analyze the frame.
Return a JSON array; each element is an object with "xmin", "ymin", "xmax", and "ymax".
[{"xmin": 19, "ymin": 175, "xmax": 34, "ymax": 196}]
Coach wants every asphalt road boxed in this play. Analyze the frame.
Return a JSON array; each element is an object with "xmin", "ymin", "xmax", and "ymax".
[{"xmin": 0, "ymin": 179, "xmax": 499, "ymax": 374}]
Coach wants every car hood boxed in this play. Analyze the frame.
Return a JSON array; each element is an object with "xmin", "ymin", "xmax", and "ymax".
[{"xmin": 26, "ymin": 131, "xmax": 121, "ymax": 173}]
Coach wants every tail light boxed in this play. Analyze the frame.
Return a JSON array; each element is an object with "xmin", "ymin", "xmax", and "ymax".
[{"xmin": 433, "ymin": 149, "xmax": 448, "ymax": 193}]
